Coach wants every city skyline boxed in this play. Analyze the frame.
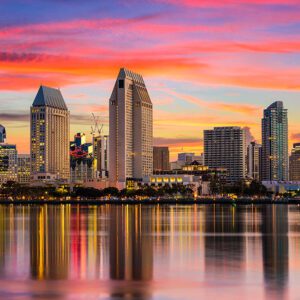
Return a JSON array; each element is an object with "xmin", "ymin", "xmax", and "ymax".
[{"xmin": 1, "ymin": 1, "xmax": 300, "ymax": 160}]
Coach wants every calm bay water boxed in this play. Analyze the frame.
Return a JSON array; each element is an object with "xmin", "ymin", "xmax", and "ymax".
[{"xmin": 0, "ymin": 204, "xmax": 299, "ymax": 299}]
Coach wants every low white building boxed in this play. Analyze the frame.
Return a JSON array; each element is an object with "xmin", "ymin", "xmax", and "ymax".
[{"xmin": 142, "ymin": 174, "xmax": 211, "ymax": 196}]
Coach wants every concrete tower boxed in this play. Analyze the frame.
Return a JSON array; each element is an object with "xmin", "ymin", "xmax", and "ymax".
[
  {"xmin": 109, "ymin": 68, "xmax": 153, "ymax": 187},
  {"xmin": 31, "ymin": 86, "xmax": 70, "ymax": 181}
]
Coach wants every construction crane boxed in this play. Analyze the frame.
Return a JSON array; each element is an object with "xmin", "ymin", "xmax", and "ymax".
[{"xmin": 90, "ymin": 113, "xmax": 103, "ymax": 137}]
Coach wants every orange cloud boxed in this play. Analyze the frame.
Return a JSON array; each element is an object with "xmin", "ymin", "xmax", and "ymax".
[{"xmin": 158, "ymin": 87, "xmax": 262, "ymax": 115}]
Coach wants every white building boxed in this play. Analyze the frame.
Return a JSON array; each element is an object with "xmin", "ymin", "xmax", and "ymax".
[
  {"xmin": 109, "ymin": 68, "xmax": 153, "ymax": 188},
  {"xmin": 31, "ymin": 86, "xmax": 70, "ymax": 182}
]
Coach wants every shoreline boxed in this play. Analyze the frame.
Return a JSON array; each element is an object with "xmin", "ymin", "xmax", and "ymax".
[{"xmin": 0, "ymin": 198, "xmax": 299, "ymax": 205}]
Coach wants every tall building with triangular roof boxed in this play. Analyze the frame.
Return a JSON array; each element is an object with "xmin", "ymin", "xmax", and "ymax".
[
  {"xmin": 109, "ymin": 68, "xmax": 153, "ymax": 187},
  {"xmin": 30, "ymin": 86, "xmax": 70, "ymax": 181}
]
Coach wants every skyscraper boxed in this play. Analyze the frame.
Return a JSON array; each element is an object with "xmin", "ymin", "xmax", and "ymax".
[
  {"xmin": 247, "ymin": 141, "xmax": 261, "ymax": 181},
  {"xmin": 0, "ymin": 125, "xmax": 6, "ymax": 143},
  {"xmin": 289, "ymin": 143, "xmax": 300, "ymax": 181},
  {"xmin": 261, "ymin": 101, "xmax": 288, "ymax": 181},
  {"xmin": 153, "ymin": 146, "xmax": 170, "ymax": 171},
  {"xmin": 109, "ymin": 68, "xmax": 153, "ymax": 187},
  {"xmin": 31, "ymin": 86, "xmax": 70, "ymax": 181},
  {"xmin": 204, "ymin": 127, "xmax": 246, "ymax": 182}
]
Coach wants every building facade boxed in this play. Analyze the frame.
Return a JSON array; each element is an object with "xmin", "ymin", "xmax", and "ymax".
[
  {"xmin": 204, "ymin": 127, "xmax": 246, "ymax": 182},
  {"xmin": 109, "ymin": 68, "xmax": 153, "ymax": 187},
  {"xmin": 153, "ymin": 146, "xmax": 169, "ymax": 171},
  {"xmin": 70, "ymin": 133, "xmax": 93, "ymax": 183},
  {"xmin": 30, "ymin": 86, "xmax": 70, "ymax": 181},
  {"xmin": 0, "ymin": 125, "xmax": 6, "ymax": 143},
  {"xmin": 0, "ymin": 144, "xmax": 18, "ymax": 184},
  {"xmin": 93, "ymin": 135, "xmax": 109, "ymax": 179},
  {"xmin": 261, "ymin": 101, "xmax": 288, "ymax": 181},
  {"xmin": 247, "ymin": 141, "xmax": 261, "ymax": 181},
  {"xmin": 17, "ymin": 154, "xmax": 31, "ymax": 184},
  {"xmin": 290, "ymin": 143, "xmax": 300, "ymax": 181}
]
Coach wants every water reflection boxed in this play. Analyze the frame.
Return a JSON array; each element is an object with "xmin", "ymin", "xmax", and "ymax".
[
  {"xmin": 0, "ymin": 204, "xmax": 297, "ymax": 300},
  {"xmin": 204, "ymin": 206, "xmax": 246, "ymax": 279},
  {"xmin": 30, "ymin": 206, "xmax": 71, "ymax": 280},
  {"xmin": 109, "ymin": 205, "xmax": 153, "ymax": 299},
  {"xmin": 261, "ymin": 205, "xmax": 289, "ymax": 298}
]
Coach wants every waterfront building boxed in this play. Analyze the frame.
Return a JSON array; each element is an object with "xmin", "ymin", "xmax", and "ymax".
[
  {"xmin": 153, "ymin": 146, "xmax": 169, "ymax": 171},
  {"xmin": 70, "ymin": 133, "xmax": 93, "ymax": 183},
  {"xmin": 261, "ymin": 101, "xmax": 288, "ymax": 181},
  {"xmin": 204, "ymin": 127, "xmax": 246, "ymax": 182},
  {"xmin": 247, "ymin": 141, "xmax": 261, "ymax": 181},
  {"xmin": 17, "ymin": 154, "xmax": 31, "ymax": 184},
  {"xmin": 289, "ymin": 143, "xmax": 300, "ymax": 181},
  {"xmin": 109, "ymin": 68, "xmax": 153, "ymax": 187},
  {"xmin": 0, "ymin": 143, "xmax": 17, "ymax": 184},
  {"xmin": 0, "ymin": 125, "xmax": 6, "ymax": 143},
  {"xmin": 93, "ymin": 135, "xmax": 109, "ymax": 179},
  {"xmin": 30, "ymin": 86, "xmax": 70, "ymax": 182}
]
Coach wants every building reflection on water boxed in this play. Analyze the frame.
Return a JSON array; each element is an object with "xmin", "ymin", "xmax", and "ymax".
[
  {"xmin": 0, "ymin": 204, "xmax": 296, "ymax": 299},
  {"xmin": 109, "ymin": 205, "xmax": 153, "ymax": 299},
  {"xmin": 30, "ymin": 205, "xmax": 71, "ymax": 279},
  {"xmin": 261, "ymin": 205, "xmax": 289, "ymax": 298},
  {"xmin": 204, "ymin": 205, "xmax": 246, "ymax": 279}
]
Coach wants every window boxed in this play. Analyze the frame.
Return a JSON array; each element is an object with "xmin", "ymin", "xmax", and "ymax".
[{"xmin": 119, "ymin": 79, "xmax": 124, "ymax": 88}]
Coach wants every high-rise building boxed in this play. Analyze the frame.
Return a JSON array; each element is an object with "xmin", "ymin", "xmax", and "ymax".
[
  {"xmin": 153, "ymin": 146, "xmax": 169, "ymax": 171},
  {"xmin": 109, "ymin": 68, "xmax": 153, "ymax": 187},
  {"xmin": 261, "ymin": 101, "xmax": 288, "ymax": 181},
  {"xmin": 17, "ymin": 154, "xmax": 31, "ymax": 184},
  {"xmin": 247, "ymin": 141, "xmax": 261, "ymax": 181},
  {"xmin": 0, "ymin": 144, "xmax": 18, "ymax": 184},
  {"xmin": 0, "ymin": 125, "xmax": 6, "ymax": 143},
  {"xmin": 204, "ymin": 127, "xmax": 246, "ymax": 182},
  {"xmin": 30, "ymin": 86, "xmax": 70, "ymax": 181},
  {"xmin": 70, "ymin": 133, "xmax": 93, "ymax": 183},
  {"xmin": 289, "ymin": 143, "xmax": 300, "ymax": 181},
  {"xmin": 93, "ymin": 135, "xmax": 109, "ymax": 179}
]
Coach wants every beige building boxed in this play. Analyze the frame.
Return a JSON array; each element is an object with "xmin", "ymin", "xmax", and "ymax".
[
  {"xmin": 31, "ymin": 86, "xmax": 70, "ymax": 182},
  {"xmin": 109, "ymin": 68, "xmax": 153, "ymax": 187},
  {"xmin": 290, "ymin": 143, "xmax": 300, "ymax": 181}
]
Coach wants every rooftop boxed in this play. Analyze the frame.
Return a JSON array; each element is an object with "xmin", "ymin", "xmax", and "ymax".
[{"xmin": 32, "ymin": 86, "xmax": 68, "ymax": 110}]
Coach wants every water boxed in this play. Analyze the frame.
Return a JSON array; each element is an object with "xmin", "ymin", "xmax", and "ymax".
[{"xmin": 0, "ymin": 204, "xmax": 299, "ymax": 299}]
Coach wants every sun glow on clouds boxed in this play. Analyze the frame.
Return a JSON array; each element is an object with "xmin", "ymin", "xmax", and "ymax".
[{"xmin": 1, "ymin": 0, "xmax": 300, "ymax": 156}]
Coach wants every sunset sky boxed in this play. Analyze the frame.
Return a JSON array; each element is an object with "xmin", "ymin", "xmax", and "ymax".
[{"xmin": 1, "ymin": 0, "xmax": 300, "ymax": 160}]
